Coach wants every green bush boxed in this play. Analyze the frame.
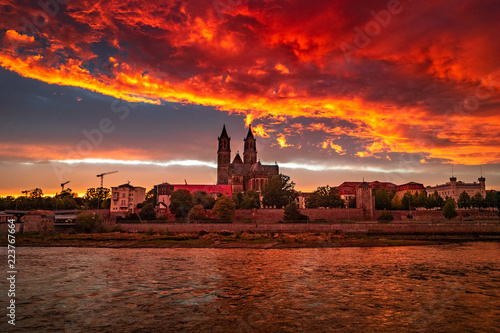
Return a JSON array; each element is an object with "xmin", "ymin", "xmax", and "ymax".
[
  {"xmin": 139, "ymin": 203, "xmax": 156, "ymax": 220},
  {"xmin": 75, "ymin": 212, "xmax": 103, "ymax": 233},
  {"xmin": 169, "ymin": 189, "xmax": 194, "ymax": 218},
  {"xmin": 124, "ymin": 213, "xmax": 140, "ymax": 222},
  {"xmin": 188, "ymin": 204, "xmax": 209, "ymax": 221},
  {"xmin": 443, "ymin": 199, "xmax": 458, "ymax": 220},
  {"xmin": 377, "ymin": 210, "xmax": 394, "ymax": 223},
  {"xmin": 212, "ymin": 195, "xmax": 236, "ymax": 222},
  {"xmin": 283, "ymin": 202, "xmax": 309, "ymax": 222}
]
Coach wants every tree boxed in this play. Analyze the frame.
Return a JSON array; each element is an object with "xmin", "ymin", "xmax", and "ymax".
[
  {"xmin": 496, "ymin": 192, "xmax": 500, "ymax": 215},
  {"xmin": 374, "ymin": 187, "xmax": 393, "ymax": 210},
  {"xmin": 443, "ymin": 198, "xmax": 458, "ymax": 220},
  {"xmin": 471, "ymin": 192, "xmax": 486, "ymax": 209},
  {"xmin": 415, "ymin": 191, "xmax": 428, "ymax": 208},
  {"xmin": 188, "ymin": 204, "xmax": 209, "ymax": 221},
  {"xmin": 239, "ymin": 190, "xmax": 260, "ymax": 209},
  {"xmin": 305, "ymin": 191, "xmax": 322, "ymax": 208},
  {"xmin": 0, "ymin": 196, "xmax": 15, "ymax": 211},
  {"xmin": 139, "ymin": 203, "xmax": 157, "ymax": 220},
  {"xmin": 144, "ymin": 188, "xmax": 157, "ymax": 206},
  {"xmin": 401, "ymin": 191, "xmax": 413, "ymax": 210},
  {"xmin": 283, "ymin": 201, "xmax": 309, "ymax": 222},
  {"xmin": 30, "ymin": 188, "xmax": 43, "ymax": 198},
  {"xmin": 432, "ymin": 191, "xmax": 445, "ymax": 209},
  {"xmin": 169, "ymin": 189, "xmax": 193, "ymax": 218},
  {"xmin": 262, "ymin": 174, "xmax": 297, "ymax": 208},
  {"xmin": 56, "ymin": 188, "xmax": 77, "ymax": 199},
  {"xmin": 348, "ymin": 197, "xmax": 356, "ymax": 208},
  {"xmin": 75, "ymin": 212, "xmax": 103, "ymax": 233},
  {"xmin": 457, "ymin": 191, "xmax": 471, "ymax": 209},
  {"xmin": 305, "ymin": 185, "xmax": 344, "ymax": 208},
  {"xmin": 212, "ymin": 195, "xmax": 236, "ymax": 222},
  {"xmin": 391, "ymin": 195, "xmax": 402, "ymax": 210},
  {"xmin": 485, "ymin": 191, "xmax": 497, "ymax": 208},
  {"xmin": 52, "ymin": 188, "xmax": 78, "ymax": 210},
  {"xmin": 193, "ymin": 191, "xmax": 216, "ymax": 209},
  {"xmin": 233, "ymin": 192, "xmax": 244, "ymax": 208},
  {"xmin": 84, "ymin": 187, "xmax": 110, "ymax": 209}
]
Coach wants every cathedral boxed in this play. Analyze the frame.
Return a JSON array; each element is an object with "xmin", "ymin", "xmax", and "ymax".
[{"xmin": 217, "ymin": 125, "xmax": 279, "ymax": 193}]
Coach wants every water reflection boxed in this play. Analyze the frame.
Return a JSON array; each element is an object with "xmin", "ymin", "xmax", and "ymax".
[{"xmin": 2, "ymin": 243, "xmax": 499, "ymax": 332}]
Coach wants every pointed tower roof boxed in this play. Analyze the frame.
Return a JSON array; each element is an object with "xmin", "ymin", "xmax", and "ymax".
[
  {"xmin": 219, "ymin": 124, "xmax": 229, "ymax": 139},
  {"xmin": 245, "ymin": 125, "xmax": 255, "ymax": 140},
  {"xmin": 232, "ymin": 152, "xmax": 243, "ymax": 164}
]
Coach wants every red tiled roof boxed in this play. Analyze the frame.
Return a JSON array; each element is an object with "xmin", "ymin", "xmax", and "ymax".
[{"xmin": 172, "ymin": 184, "xmax": 232, "ymax": 196}]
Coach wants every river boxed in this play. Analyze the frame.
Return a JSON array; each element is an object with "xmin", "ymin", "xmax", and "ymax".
[{"xmin": 2, "ymin": 242, "xmax": 500, "ymax": 332}]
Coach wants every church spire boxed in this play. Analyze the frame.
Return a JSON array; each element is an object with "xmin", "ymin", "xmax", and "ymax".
[
  {"xmin": 245, "ymin": 125, "xmax": 255, "ymax": 140},
  {"xmin": 219, "ymin": 124, "xmax": 229, "ymax": 139},
  {"xmin": 243, "ymin": 125, "xmax": 257, "ymax": 164},
  {"xmin": 217, "ymin": 125, "xmax": 231, "ymax": 184}
]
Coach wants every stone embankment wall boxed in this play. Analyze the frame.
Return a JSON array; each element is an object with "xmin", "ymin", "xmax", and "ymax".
[
  {"xmin": 118, "ymin": 222, "xmax": 500, "ymax": 235},
  {"xmin": 110, "ymin": 208, "xmax": 499, "ymax": 223},
  {"xmin": 233, "ymin": 208, "xmax": 498, "ymax": 223}
]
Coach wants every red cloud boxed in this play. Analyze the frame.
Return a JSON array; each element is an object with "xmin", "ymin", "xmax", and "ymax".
[{"xmin": 1, "ymin": 0, "xmax": 499, "ymax": 164}]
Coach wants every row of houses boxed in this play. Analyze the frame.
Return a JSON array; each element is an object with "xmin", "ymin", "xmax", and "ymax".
[{"xmin": 110, "ymin": 176, "xmax": 488, "ymax": 214}]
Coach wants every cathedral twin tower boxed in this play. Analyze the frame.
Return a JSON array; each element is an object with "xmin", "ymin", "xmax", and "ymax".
[{"xmin": 217, "ymin": 125, "xmax": 278, "ymax": 192}]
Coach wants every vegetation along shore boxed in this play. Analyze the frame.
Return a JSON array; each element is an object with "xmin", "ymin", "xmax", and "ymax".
[{"xmin": 9, "ymin": 231, "xmax": 500, "ymax": 249}]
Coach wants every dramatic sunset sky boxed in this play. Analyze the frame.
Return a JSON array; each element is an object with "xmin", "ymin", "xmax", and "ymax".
[{"xmin": 1, "ymin": 0, "xmax": 499, "ymax": 196}]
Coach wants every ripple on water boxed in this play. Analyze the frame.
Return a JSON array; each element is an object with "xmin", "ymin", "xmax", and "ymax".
[{"xmin": 1, "ymin": 243, "xmax": 499, "ymax": 332}]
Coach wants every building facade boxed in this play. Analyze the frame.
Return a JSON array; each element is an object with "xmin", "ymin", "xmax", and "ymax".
[
  {"xmin": 336, "ymin": 181, "xmax": 397, "ymax": 205},
  {"xmin": 111, "ymin": 183, "xmax": 146, "ymax": 214},
  {"xmin": 217, "ymin": 125, "xmax": 279, "ymax": 193},
  {"xmin": 426, "ymin": 177, "xmax": 485, "ymax": 201},
  {"xmin": 395, "ymin": 182, "xmax": 426, "ymax": 198}
]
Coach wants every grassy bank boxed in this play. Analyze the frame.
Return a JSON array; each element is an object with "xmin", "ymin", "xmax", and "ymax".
[{"xmin": 8, "ymin": 231, "xmax": 500, "ymax": 248}]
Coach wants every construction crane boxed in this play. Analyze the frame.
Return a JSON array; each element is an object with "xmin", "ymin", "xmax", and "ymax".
[
  {"xmin": 96, "ymin": 171, "xmax": 118, "ymax": 188},
  {"xmin": 61, "ymin": 181, "xmax": 70, "ymax": 191}
]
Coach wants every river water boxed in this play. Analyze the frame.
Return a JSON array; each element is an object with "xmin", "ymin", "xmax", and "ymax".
[{"xmin": 2, "ymin": 242, "xmax": 500, "ymax": 332}]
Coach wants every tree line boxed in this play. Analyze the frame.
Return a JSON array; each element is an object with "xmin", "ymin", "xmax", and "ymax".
[{"xmin": 0, "ymin": 187, "xmax": 112, "ymax": 211}]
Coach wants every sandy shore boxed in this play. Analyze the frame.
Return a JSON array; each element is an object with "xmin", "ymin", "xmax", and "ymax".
[{"xmin": 10, "ymin": 231, "xmax": 500, "ymax": 248}]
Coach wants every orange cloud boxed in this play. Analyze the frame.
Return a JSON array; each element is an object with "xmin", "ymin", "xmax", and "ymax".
[
  {"xmin": 4, "ymin": 30, "xmax": 35, "ymax": 45},
  {"xmin": 0, "ymin": 143, "xmax": 152, "ymax": 161},
  {"xmin": 276, "ymin": 134, "xmax": 293, "ymax": 148},
  {"xmin": 252, "ymin": 124, "xmax": 272, "ymax": 138},
  {"xmin": 0, "ymin": 0, "xmax": 499, "ymax": 165}
]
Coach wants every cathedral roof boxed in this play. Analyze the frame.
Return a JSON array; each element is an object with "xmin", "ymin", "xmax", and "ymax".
[
  {"xmin": 232, "ymin": 152, "xmax": 243, "ymax": 164},
  {"xmin": 219, "ymin": 124, "xmax": 229, "ymax": 139},
  {"xmin": 250, "ymin": 161, "xmax": 264, "ymax": 172},
  {"xmin": 245, "ymin": 125, "xmax": 255, "ymax": 140},
  {"xmin": 231, "ymin": 162, "xmax": 278, "ymax": 176}
]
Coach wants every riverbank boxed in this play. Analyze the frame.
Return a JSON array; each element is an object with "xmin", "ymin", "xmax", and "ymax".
[{"xmin": 10, "ymin": 231, "xmax": 500, "ymax": 248}]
